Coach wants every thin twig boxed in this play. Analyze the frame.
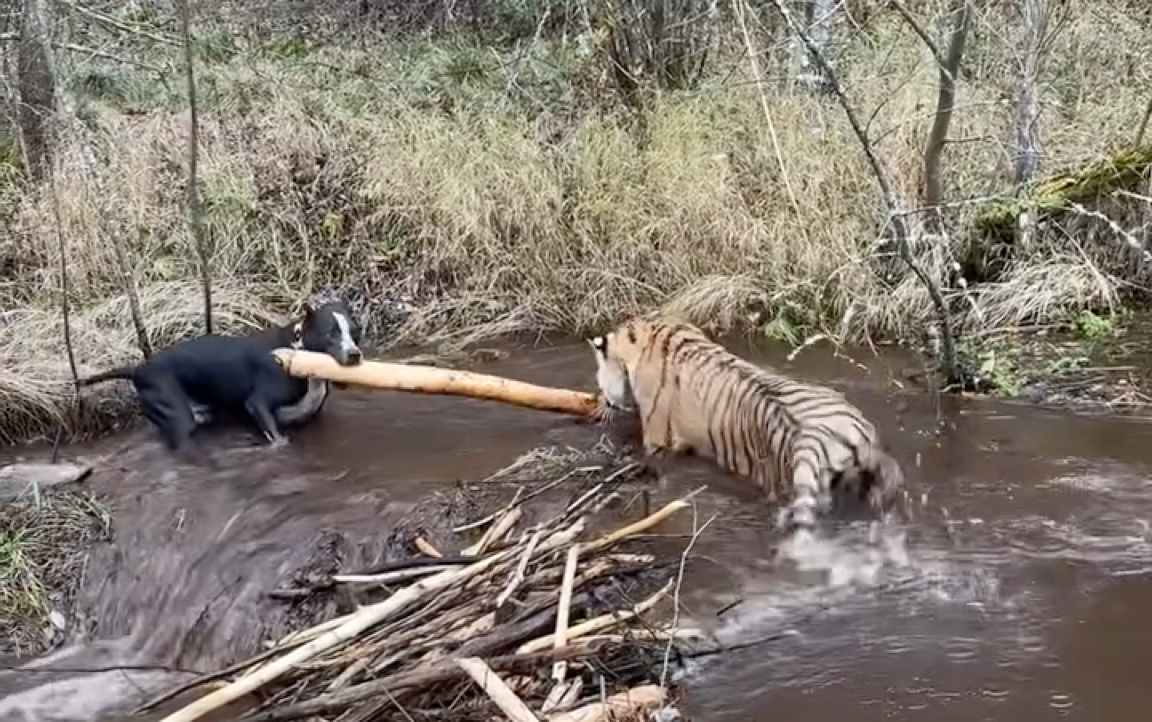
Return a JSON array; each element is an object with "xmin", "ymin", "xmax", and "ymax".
[
  {"xmin": 660, "ymin": 509, "xmax": 717, "ymax": 692},
  {"xmin": 177, "ymin": 0, "xmax": 211, "ymax": 335},
  {"xmin": 1066, "ymin": 202, "xmax": 1152, "ymax": 265},
  {"xmin": 332, "ymin": 565, "xmax": 462, "ymax": 585},
  {"xmin": 496, "ymin": 529, "xmax": 542, "ymax": 609},
  {"xmin": 1135, "ymin": 96, "xmax": 1152, "ymax": 147},
  {"xmin": 46, "ymin": 129, "xmax": 80, "ymax": 462},
  {"xmin": 736, "ymin": 0, "xmax": 809, "ymax": 247}
]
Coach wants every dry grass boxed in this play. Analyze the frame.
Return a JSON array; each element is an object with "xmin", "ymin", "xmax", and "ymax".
[
  {"xmin": 0, "ymin": 487, "xmax": 111, "ymax": 658},
  {"xmin": 0, "ymin": 1, "xmax": 1149, "ymax": 444}
]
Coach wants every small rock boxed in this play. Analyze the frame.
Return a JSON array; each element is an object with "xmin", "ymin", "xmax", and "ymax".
[{"xmin": 0, "ymin": 462, "xmax": 93, "ymax": 503}]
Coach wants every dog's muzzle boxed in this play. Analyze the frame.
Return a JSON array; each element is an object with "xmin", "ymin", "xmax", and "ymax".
[{"xmin": 338, "ymin": 346, "xmax": 363, "ymax": 366}]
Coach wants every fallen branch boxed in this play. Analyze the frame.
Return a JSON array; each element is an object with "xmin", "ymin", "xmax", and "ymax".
[
  {"xmin": 272, "ymin": 349, "xmax": 600, "ymax": 418},
  {"xmin": 156, "ymin": 545, "xmax": 524, "ymax": 722},
  {"xmin": 518, "ymin": 579, "xmax": 674, "ymax": 654},
  {"xmin": 457, "ymin": 657, "xmax": 542, "ymax": 722},
  {"xmin": 244, "ymin": 647, "xmax": 604, "ymax": 722}
]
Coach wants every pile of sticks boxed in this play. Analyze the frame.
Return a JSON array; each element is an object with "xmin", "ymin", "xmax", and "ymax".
[{"xmin": 139, "ymin": 476, "xmax": 702, "ymax": 722}]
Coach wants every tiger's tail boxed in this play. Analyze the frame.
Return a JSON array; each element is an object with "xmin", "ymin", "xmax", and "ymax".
[{"xmin": 75, "ymin": 365, "xmax": 138, "ymax": 389}]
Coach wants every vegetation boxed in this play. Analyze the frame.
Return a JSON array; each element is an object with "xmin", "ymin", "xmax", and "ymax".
[
  {"xmin": 0, "ymin": 0, "xmax": 1150, "ymax": 443},
  {"xmin": 0, "ymin": 486, "xmax": 111, "ymax": 657}
]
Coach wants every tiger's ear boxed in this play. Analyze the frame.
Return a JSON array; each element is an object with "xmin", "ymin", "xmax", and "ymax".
[{"xmin": 587, "ymin": 335, "xmax": 608, "ymax": 356}]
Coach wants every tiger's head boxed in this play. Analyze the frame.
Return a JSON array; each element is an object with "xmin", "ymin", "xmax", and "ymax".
[{"xmin": 587, "ymin": 330, "xmax": 637, "ymax": 414}]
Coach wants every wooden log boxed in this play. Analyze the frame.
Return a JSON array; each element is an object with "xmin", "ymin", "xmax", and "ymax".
[
  {"xmin": 0, "ymin": 462, "xmax": 92, "ymax": 502},
  {"xmin": 272, "ymin": 348, "xmax": 600, "ymax": 418}
]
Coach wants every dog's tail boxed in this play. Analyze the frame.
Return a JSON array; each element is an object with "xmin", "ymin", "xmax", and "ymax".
[{"xmin": 75, "ymin": 366, "xmax": 138, "ymax": 388}]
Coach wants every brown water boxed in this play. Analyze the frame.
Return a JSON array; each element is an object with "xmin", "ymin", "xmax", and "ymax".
[{"xmin": 3, "ymin": 337, "xmax": 1152, "ymax": 722}]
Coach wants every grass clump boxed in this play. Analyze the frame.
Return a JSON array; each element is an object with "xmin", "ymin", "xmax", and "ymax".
[
  {"xmin": 0, "ymin": 2, "xmax": 1150, "ymax": 442},
  {"xmin": 0, "ymin": 488, "xmax": 111, "ymax": 658}
]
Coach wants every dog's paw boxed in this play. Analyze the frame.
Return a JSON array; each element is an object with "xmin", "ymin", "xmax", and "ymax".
[{"xmin": 268, "ymin": 436, "xmax": 290, "ymax": 450}]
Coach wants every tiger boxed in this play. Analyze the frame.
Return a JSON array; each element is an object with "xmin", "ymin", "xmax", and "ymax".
[{"xmin": 587, "ymin": 314, "xmax": 906, "ymax": 533}]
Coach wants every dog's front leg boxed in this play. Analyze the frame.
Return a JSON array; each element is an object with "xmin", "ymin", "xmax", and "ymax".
[{"xmin": 245, "ymin": 397, "xmax": 289, "ymax": 449}]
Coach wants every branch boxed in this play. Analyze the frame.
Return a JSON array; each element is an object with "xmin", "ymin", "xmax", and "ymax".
[
  {"xmin": 177, "ymin": 0, "xmax": 211, "ymax": 335},
  {"xmin": 52, "ymin": 41, "xmax": 167, "ymax": 73},
  {"xmin": 767, "ymin": 0, "xmax": 962, "ymax": 388},
  {"xmin": 1137, "ymin": 95, "xmax": 1152, "ymax": 147},
  {"xmin": 887, "ymin": 0, "xmax": 953, "ymax": 83},
  {"xmin": 57, "ymin": 0, "xmax": 179, "ymax": 46}
]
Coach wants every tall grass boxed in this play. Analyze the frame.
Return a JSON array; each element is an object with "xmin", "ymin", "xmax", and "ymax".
[{"xmin": 0, "ymin": 1, "xmax": 1149, "ymax": 444}]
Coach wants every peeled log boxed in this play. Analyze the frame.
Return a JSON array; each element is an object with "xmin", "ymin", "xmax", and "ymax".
[
  {"xmin": 272, "ymin": 348, "xmax": 600, "ymax": 418},
  {"xmin": 547, "ymin": 685, "xmax": 665, "ymax": 722}
]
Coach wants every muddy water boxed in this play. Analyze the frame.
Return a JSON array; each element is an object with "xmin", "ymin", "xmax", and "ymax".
[{"xmin": 3, "ymin": 338, "xmax": 1152, "ymax": 722}]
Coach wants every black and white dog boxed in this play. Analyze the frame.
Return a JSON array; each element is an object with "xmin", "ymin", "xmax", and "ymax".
[{"xmin": 75, "ymin": 298, "xmax": 363, "ymax": 454}]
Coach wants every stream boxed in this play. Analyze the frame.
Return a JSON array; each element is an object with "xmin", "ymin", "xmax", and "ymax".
[{"xmin": 2, "ymin": 337, "xmax": 1152, "ymax": 721}]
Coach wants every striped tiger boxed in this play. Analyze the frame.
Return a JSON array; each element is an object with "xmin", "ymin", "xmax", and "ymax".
[{"xmin": 587, "ymin": 314, "xmax": 905, "ymax": 531}]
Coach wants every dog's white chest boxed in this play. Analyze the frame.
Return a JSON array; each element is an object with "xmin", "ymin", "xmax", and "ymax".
[{"xmin": 276, "ymin": 378, "xmax": 330, "ymax": 425}]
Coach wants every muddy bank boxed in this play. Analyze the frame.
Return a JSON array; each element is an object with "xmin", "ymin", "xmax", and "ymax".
[{"xmin": 936, "ymin": 313, "xmax": 1152, "ymax": 416}]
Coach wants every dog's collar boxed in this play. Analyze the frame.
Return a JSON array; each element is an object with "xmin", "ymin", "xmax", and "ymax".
[{"xmin": 290, "ymin": 321, "xmax": 304, "ymax": 350}]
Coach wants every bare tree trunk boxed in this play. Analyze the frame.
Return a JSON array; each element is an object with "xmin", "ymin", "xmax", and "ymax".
[
  {"xmin": 1013, "ymin": 0, "xmax": 1046, "ymax": 184},
  {"xmin": 794, "ymin": 0, "xmax": 836, "ymax": 95},
  {"xmin": 922, "ymin": 0, "xmax": 971, "ymax": 227},
  {"xmin": 16, "ymin": 0, "xmax": 55, "ymax": 182}
]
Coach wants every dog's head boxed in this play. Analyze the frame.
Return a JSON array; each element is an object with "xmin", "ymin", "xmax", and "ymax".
[{"xmin": 294, "ymin": 300, "xmax": 363, "ymax": 366}]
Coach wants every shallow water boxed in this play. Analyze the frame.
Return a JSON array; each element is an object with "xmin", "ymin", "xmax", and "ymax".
[{"xmin": 2, "ymin": 337, "xmax": 1152, "ymax": 721}]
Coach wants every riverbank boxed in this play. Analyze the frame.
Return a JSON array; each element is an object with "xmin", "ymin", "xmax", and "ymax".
[{"xmin": 1, "ymin": 2, "xmax": 1149, "ymax": 445}]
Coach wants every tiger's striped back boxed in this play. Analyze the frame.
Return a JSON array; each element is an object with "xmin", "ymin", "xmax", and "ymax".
[{"xmin": 588, "ymin": 314, "xmax": 905, "ymax": 530}]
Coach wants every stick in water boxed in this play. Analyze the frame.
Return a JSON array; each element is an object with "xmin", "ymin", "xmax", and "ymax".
[{"xmin": 272, "ymin": 348, "xmax": 601, "ymax": 418}]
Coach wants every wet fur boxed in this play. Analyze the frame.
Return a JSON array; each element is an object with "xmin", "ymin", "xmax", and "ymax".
[
  {"xmin": 588, "ymin": 315, "xmax": 905, "ymax": 530},
  {"xmin": 76, "ymin": 301, "xmax": 363, "ymax": 454}
]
